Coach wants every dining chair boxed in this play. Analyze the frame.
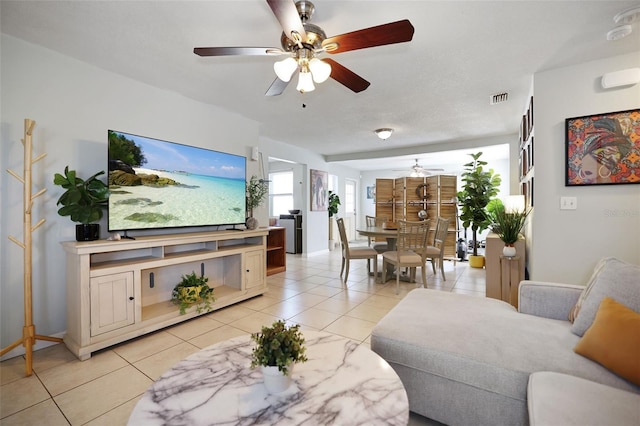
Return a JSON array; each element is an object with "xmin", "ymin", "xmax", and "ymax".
[
  {"xmin": 365, "ymin": 215, "xmax": 389, "ymax": 253},
  {"xmin": 337, "ymin": 217, "xmax": 378, "ymax": 282},
  {"xmin": 381, "ymin": 219, "xmax": 430, "ymax": 294},
  {"xmin": 421, "ymin": 216, "xmax": 450, "ymax": 281}
]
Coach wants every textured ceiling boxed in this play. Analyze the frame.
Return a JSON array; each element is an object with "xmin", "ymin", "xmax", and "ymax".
[{"xmin": 2, "ymin": 1, "xmax": 639, "ymax": 172}]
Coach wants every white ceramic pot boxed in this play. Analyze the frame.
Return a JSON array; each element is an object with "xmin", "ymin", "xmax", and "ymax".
[
  {"xmin": 261, "ymin": 365, "xmax": 293, "ymax": 394},
  {"xmin": 503, "ymin": 245, "xmax": 517, "ymax": 257}
]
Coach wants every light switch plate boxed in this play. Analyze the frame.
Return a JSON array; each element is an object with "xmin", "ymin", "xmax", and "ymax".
[{"xmin": 560, "ymin": 196, "xmax": 577, "ymax": 210}]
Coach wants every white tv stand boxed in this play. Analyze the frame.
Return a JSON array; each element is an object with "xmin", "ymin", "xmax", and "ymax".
[{"xmin": 62, "ymin": 229, "xmax": 268, "ymax": 360}]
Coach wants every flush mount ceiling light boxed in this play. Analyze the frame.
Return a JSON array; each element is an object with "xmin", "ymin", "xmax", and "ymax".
[
  {"xmin": 607, "ymin": 6, "xmax": 640, "ymax": 40},
  {"xmin": 375, "ymin": 128, "xmax": 394, "ymax": 140}
]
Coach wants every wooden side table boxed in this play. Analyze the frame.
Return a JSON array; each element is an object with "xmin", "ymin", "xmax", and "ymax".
[{"xmin": 500, "ymin": 255, "xmax": 523, "ymax": 309}]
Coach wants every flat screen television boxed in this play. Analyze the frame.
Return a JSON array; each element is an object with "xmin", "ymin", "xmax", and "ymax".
[{"xmin": 108, "ymin": 130, "xmax": 246, "ymax": 232}]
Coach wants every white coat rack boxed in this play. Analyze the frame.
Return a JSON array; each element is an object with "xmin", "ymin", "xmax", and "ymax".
[{"xmin": 1, "ymin": 119, "xmax": 63, "ymax": 376}]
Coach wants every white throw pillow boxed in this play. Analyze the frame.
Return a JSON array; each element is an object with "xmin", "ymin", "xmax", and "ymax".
[{"xmin": 571, "ymin": 257, "xmax": 640, "ymax": 337}]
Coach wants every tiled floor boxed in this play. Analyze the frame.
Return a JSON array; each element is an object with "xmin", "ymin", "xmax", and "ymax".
[{"xmin": 0, "ymin": 243, "xmax": 485, "ymax": 425}]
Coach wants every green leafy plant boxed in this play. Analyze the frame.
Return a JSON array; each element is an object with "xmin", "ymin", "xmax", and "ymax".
[
  {"xmin": 250, "ymin": 320, "xmax": 308, "ymax": 376},
  {"xmin": 456, "ymin": 152, "xmax": 501, "ymax": 257},
  {"xmin": 488, "ymin": 201, "xmax": 530, "ymax": 245},
  {"xmin": 171, "ymin": 272, "xmax": 215, "ymax": 315},
  {"xmin": 246, "ymin": 175, "xmax": 268, "ymax": 216},
  {"xmin": 53, "ymin": 166, "xmax": 109, "ymax": 224},
  {"xmin": 328, "ymin": 191, "xmax": 341, "ymax": 218}
]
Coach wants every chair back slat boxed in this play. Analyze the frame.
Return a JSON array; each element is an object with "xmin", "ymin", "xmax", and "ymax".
[
  {"xmin": 396, "ymin": 219, "xmax": 430, "ymax": 252},
  {"xmin": 336, "ymin": 217, "xmax": 350, "ymax": 255},
  {"xmin": 434, "ymin": 217, "xmax": 450, "ymax": 248}
]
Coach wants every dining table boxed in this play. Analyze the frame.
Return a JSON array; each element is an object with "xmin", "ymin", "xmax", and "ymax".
[{"xmin": 356, "ymin": 225, "xmax": 402, "ymax": 282}]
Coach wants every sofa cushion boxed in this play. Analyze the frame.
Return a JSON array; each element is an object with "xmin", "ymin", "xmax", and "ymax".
[
  {"xmin": 574, "ymin": 297, "xmax": 640, "ymax": 386},
  {"xmin": 571, "ymin": 257, "xmax": 640, "ymax": 336},
  {"xmin": 528, "ymin": 372, "xmax": 640, "ymax": 426},
  {"xmin": 569, "ymin": 257, "xmax": 607, "ymax": 322}
]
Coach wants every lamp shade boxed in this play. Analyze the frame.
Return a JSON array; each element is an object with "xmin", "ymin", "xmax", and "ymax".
[
  {"xmin": 309, "ymin": 58, "xmax": 331, "ymax": 83},
  {"xmin": 296, "ymin": 70, "xmax": 315, "ymax": 93},
  {"xmin": 504, "ymin": 195, "xmax": 525, "ymax": 213},
  {"xmin": 274, "ymin": 57, "xmax": 298, "ymax": 82}
]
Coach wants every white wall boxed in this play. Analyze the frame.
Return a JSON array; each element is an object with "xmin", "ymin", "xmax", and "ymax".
[
  {"xmin": 530, "ymin": 51, "xmax": 640, "ymax": 284},
  {"xmin": 0, "ymin": 34, "xmax": 361, "ymax": 356}
]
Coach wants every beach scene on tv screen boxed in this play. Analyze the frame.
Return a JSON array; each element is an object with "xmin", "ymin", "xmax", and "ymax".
[{"xmin": 108, "ymin": 131, "xmax": 246, "ymax": 230}]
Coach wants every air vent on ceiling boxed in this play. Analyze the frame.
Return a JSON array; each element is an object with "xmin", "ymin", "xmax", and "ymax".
[{"xmin": 490, "ymin": 92, "xmax": 509, "ymax": 105}]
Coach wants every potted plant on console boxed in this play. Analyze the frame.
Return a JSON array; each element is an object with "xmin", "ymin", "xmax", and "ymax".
[
  {"xmin": 53, "ymin": 166, "xmax": 110, "ymax": 241},
  {"xmin": 250, "ymin": 319, "xmax": 308, "ymax": 394},
  {"xmin": 488, "ymin": 197, "xmax": 530, "ymax": 257},
  {"xmin": 456, "ymin": 152, "xmax": 501, "ymax": 268},
  {"xmin": 246, "ymin": 175, "xmax": 268, "ymax": 230},
  {"xmin": 171, "ymin": 271, "xmax": 215, "ymax": 315}
]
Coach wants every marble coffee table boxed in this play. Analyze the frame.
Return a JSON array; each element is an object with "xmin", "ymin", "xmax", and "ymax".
[{"xmin": 128, "ymin": 331, "xmax": 408, "ymax": 425}]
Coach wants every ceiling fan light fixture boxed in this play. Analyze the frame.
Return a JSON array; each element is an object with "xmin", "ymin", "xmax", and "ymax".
[
  {"xmin": 309, "ymin": 58, "xmax": 331, "ymax": 83},
  {"xmin": 274, "ymin": 57, "xmax": 298, "ymax": 82},
  {"xmin": 375, "ymin": 128, "xmax": 393, "ymax": 140},
  {"xmin": 296, "ymin": 69, "xmax": 315, "ymax": 93}
]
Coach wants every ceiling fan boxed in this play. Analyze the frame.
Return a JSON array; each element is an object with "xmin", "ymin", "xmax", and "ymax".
[
  {"xmin": 193, "ymin": 0, "xmax": 414, "ymax": 96},
  {"xmin": 394, "ymin": 159, "xmax": 445, "ymax": 177}
]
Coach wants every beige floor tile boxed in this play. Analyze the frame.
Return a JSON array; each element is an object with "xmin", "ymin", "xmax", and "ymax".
[
  {"xmin": 263, "ymin": 286, "xmax": 302, "ymax": 300},
  {"xmin": 133, "ymin": 341, "xmax": 200, "ymax": 380},
  {"xmin": 188, "ymin": 324, "xmax": 248, "ymax": 349},
  {"xmin": 0, "ymin": 398, "xmax": 69, "ymax": 426},
  {"xmin": 280, "ymin": 282, "xmax": 320, "ymax": 292},
  {"xmin": 330, "ymin": 289, "xmax": 371, "ymax": 303},
  {"xmin": 0, "ymin": 356, "xmax": 27, "ymax": 386},
  {"xmin": 32, "ymin": 343, "xmax": 77, "ymax": 374},
  {"xmin": 451, "ymin": 288, "xmax": 485, "ymax": 297},
  {"xmin": 54, "ymin": 365, "xmax": 151, "ymax": 425},
  {"xmin": 289, "ymin": 308, "xmax": 343, "ymax": 330},
  {"xmin": 207, "ymin": 305, "xmax": 257, "ymax": 324},
  {"xmin": 299, "ymin": 275, "xmax": 333, "ymax": 285},
  {"xmin": 304, "ymin": 285, "xmax": 344, "ymax": 298},
  {"xmin": 259, "ymin": 301, "xmax": 308, "ymax": 319},
  {"xmin": 313, "ymin": 298, "xmax": 361, "ymax": 315},
  {"xmin": 453, "ymin": 279, "xmax": 487, "ymax": 292},
  {"xmin": 345, "ymin": 303, "xmax": 392, "ymax": 323},
  {"xmin": 229, "ymin": 311, "xmax": 281, "ymax": 334},
  {"xmin": 84, "ymin": 396, "xmax": 141, "ymax": 426},
  {"xmin": 284, "ymin": 293, "xmax": 328, "ymax": 309},
  {"xmin": 112, "ymin": 331, "xmax": 183, "ymax": 364},
  {"xmin": 237, "ymin": 294, "xmax": 280, "ymax": 310},
  {"xmin": 323, "ymin": 316, "xmax": 377, "ymax": 342},
  {"xmin": 0, "ymin": 375, "xmax": 50, "ymax": 419},
  {"xmin": 38, "ymin": 349, "xmax": 128, "ymax": 396},
  {"xmin": 164, "ymin": 316, "xmax": 224, "ymax": 340},
  {"xmin": 360, "ymin": 294, "xmax": 400, "ymax": 310}
]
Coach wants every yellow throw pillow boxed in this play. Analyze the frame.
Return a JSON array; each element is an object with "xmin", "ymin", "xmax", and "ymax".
[{"xmin": 574, "ymin": 297, "xmax": 640, "ymax": 386}]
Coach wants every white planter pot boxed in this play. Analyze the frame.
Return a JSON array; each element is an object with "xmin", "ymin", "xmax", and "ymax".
[
  {"xmin": 261, "ymin": 365, "xmax": 293, "ymax": 394},
  {"xmin": 503, "ymin": 245, "xmax": 517, "ymax": 257}
]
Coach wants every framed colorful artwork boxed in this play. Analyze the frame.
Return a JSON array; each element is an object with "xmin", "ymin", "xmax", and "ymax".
[
  {"xmin": 310, "ymin": 169, "xmax": 328, "ymax": 211},
  {"xmin": 565, "ymin": 108, "xmax": 640, "ymax": 186}
]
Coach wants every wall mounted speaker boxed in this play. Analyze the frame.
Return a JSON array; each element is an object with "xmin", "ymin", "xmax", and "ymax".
[
  {"xmin": 601, "ymin": 68, "xmax": 640, "ymax": 89},
  {"xmin": 251, "ymin": 146, "xmax": 259, "ymax": 161}
]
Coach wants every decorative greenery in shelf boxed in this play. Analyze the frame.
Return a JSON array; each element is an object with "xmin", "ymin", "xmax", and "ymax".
[
  {"xmin": 250, "ymin": 320, "xmax": 308, "ymax": 376},
  {"xmin": 171, "ymin": 272, "xmax": 215, "ymax": 315}
]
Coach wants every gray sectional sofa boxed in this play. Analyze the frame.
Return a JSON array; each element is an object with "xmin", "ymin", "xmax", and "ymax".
[{"xmin": 371, "ymin": 257, "xmax": 640, "ymax": 425}]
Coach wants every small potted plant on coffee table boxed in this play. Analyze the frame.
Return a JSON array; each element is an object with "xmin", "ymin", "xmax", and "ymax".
[
  {"xmin": 250, "ymin": 319, "xmax": 308, "ymax": 394},
  {"xmin": 171, "ymin": 272, "xmax": 215, "ymax": 315}
]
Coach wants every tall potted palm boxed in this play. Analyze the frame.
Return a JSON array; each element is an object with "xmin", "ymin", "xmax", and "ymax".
[{"xmin": 456, "ymin": 152, "xmax": 501, "ymax": 268}]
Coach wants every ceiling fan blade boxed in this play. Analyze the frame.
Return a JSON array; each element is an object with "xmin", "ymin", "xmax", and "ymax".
[
  {"xmin": 194, "ymin": 47, "xmax": 283, "ymax": 57},
  {"xmin": 323, "ymin": 59, "xmax": 370, "ymax": 93},
  {"xmin": 322, "ymin": 19, "xmax": 414, "ymax": 54},
  {"xmin": 266, "ymin": 0, "xmax": 307, "ymax": 44},
  {"xmin": 265, "ymin": 77, "xmax": 290, "ymax": 96}
]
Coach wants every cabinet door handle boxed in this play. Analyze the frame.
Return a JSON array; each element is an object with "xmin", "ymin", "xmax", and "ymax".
[
  {"xmin": 246, "ymin": 269, "xmax": 250, "ymax": 273},
  {"xmin": 129, "ymin": 297, "xmax": 134, "ymax": 301}
]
